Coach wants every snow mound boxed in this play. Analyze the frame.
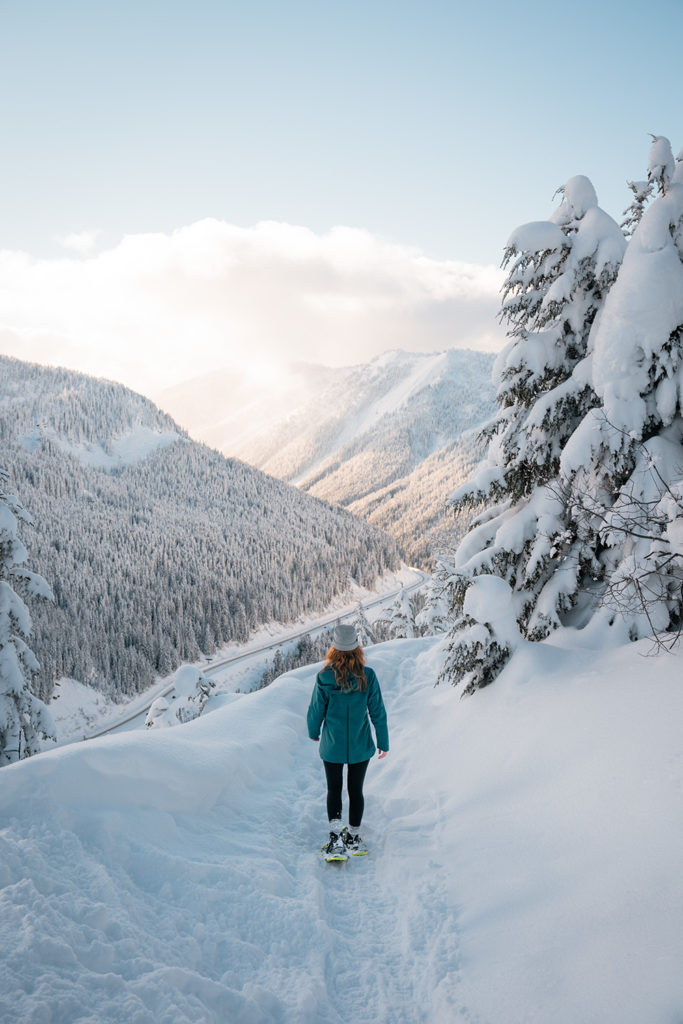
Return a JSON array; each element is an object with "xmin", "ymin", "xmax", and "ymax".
[
  {"xmin": 463, "ymin": 574, "xmax": 521, "ymax": 648},
  {"xmin": 1, "ymin": 636, "xmax": 683, "ymax": 1023},
  {"xmin": 551, "ymin": 174, "xmax": 599, "ymax": 222},
  {"xmin": 506, "ymin": 221, "xmax": 567, "ymax": 252},
  {"xmin": 145, "ymin": 665, "xmax": 215, "ymax": 728}
]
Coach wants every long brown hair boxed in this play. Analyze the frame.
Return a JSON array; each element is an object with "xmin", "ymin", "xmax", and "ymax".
[{"xmin": 324, "ymin": 646, "xmax": 367, "ymax": 691}]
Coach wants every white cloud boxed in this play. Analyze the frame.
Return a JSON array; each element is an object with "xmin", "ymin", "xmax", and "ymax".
[
  {"xmin": 0, "ymin": 219, "xmax": 506, "ymax": 398},
  {"xmin": 55, "ymin": 229, "xmax": 102, "ymax": 255}
]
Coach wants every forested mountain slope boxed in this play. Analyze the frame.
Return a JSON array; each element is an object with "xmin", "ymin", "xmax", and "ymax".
[
  {"xmin": 1, "ymin": 356, "xmax": 400, "ymax": 700},
  {"xmin": 159, "ymin": 349, "xmax": 497, "ymax": 566},
  {"xmin": 245, "ymin": 349, "xmax": 495, "ymax": 565}
]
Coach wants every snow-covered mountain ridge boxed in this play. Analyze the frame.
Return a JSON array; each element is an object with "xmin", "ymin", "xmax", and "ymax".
[
  {"xmin": 159, "ymin": 348, "xmax": 497, "ymax": 566},
  {"xmin": 237, "ymin": 348, "xmax": 495, "ymax": 489},
  {"xmin": 1, "ymin": 632, "xmax": 681, "ymax": 1022},
  {"xmin": 1, "ymin": 355, "xmax": 400, "ymax": 701}
]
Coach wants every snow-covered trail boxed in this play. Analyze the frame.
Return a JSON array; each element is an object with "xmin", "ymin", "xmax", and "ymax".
[
  {"xmin": 3, "ymin": 634, "xmax": 683, "ymax": 1023},
  {"xmin": 0, "ymin": 638, "xmax": 470, "ymax": 1024},
  {"xmin": 283, "ymin": 643, "xmax": 467, "ymax": 1024}
]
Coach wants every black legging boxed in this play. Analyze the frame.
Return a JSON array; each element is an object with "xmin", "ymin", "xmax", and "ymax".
[{"xmin": 323, "ymin": 759, "xmax": 370, "ymax": 830}]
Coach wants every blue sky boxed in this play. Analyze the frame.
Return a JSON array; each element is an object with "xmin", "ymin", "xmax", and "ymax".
[
  {"xmin": 1, "ymin": 0, "xmax": 682, "ymax": 396},
  {"xmin": 3, "ymin": 0, "xmax": 681, "ymax": 264}
]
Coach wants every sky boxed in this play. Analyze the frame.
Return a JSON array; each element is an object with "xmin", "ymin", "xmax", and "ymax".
[{"xmin": 1, "ymin": 0, "xmax": 682, "ymax": 398}]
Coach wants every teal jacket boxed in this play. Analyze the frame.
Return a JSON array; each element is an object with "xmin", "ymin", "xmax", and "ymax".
[{"xmin": 307, "ymin": 665, "xmax": 389, "ymax": 764}]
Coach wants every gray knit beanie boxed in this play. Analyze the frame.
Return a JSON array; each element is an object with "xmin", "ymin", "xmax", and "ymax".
[{"xmin": 332, "ymin": 623, "xmax": 360, "ymax": 651}]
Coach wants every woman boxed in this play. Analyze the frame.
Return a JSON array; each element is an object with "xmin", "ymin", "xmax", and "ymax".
[{"xmin": 307, "ymin": 622, "xmax": 389, "ymax": 858}]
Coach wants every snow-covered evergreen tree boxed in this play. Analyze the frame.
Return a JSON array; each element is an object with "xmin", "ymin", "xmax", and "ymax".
[
  {"xmin": 560, "ymin": 136, "xmax": 683, "ymax": 642},
  {"xmin": 0, "ymin": 468, "xmax": 55, "ymax": 764},
  {"xmin": 442, "ymin": 172, "xmax": 626, "ymax": 688},
  {"xmin": 648, "ymin": 134, "xmax": 676, "ymax": 194},
  {"xmin": 388, "ymin": 585, "xmax": 416, "ymax": 639},
  {"xmin": 145, "ymin": 665, "xmax": 215, "ymax": 728},
  {"xmin": 618, "ymin": 135, "xmax": 673, "ymax": 238},
  {"xmin": 415, "ymin": 569, "xmax": 449, "ymax": 635},
  {"xmin": 621, "ymin": 180, "xmax": 653, "ymax": 237},
  {"xmin": 444, "ymin": 575, "xmax": 522, "ymax": 694},
  {"xmin": 443, "ymin": 136, "xmax": 683, "ymax": 690},
  {"xmin": 353, "ymin": 602, "xmax": 376, "ymax": 646}
]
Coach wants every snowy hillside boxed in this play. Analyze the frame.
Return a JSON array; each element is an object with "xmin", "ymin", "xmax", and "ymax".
[
  {"xmin": 240, "ymin": 348, "xmax": 494, "ymax": 489},
  {"xmin": 1, "ymin": 356, "xmax": 400, "ymax": 700},
  {"xmin": 159, "ymin": 349, "xmax": 496, "ymax": 566},
  {"xmin": 347, "ymin": 429, "xmax": 485, "ymax": 565},
  {"xmin": 1, "ymin": 633, "xmax": 682, "ymax": 1023}
]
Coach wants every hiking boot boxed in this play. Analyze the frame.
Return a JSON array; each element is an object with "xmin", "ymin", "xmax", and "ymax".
[{"xmin": 343, "ymin": 830, "xmax": 368, "ymax": 855}]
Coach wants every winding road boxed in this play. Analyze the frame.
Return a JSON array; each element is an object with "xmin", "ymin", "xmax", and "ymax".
[{"xmin": 83, "ymin": 567, "xmax": 428, "ymax": 740}]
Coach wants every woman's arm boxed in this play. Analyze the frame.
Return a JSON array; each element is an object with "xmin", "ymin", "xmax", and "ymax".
[
  {"xmin": 306, "ymin": 674, "xmax": 328, "ymax": 740},
  {"xmin": 367, "ymin": 670, "xmax": 389, "ymax": 753}
]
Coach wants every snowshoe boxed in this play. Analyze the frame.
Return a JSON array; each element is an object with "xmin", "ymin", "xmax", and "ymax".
[{"xmin": 321, "ymin": 829, "xmax": 347, "ymax": 862}]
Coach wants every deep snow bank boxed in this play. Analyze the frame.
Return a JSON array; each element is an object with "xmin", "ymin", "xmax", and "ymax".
[{"xmin": 1, "ymin": 635, "xmax": 683, "ymax": 1023}]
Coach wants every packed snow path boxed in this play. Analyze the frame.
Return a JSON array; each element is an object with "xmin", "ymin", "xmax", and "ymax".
[
  {"xmin": 1, "ymin": 641, "xmax": 464, "ymax": 1024},
  {"xmin": 2, "ymin": 636, "xmax": 683, "ymax": 1022}
]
